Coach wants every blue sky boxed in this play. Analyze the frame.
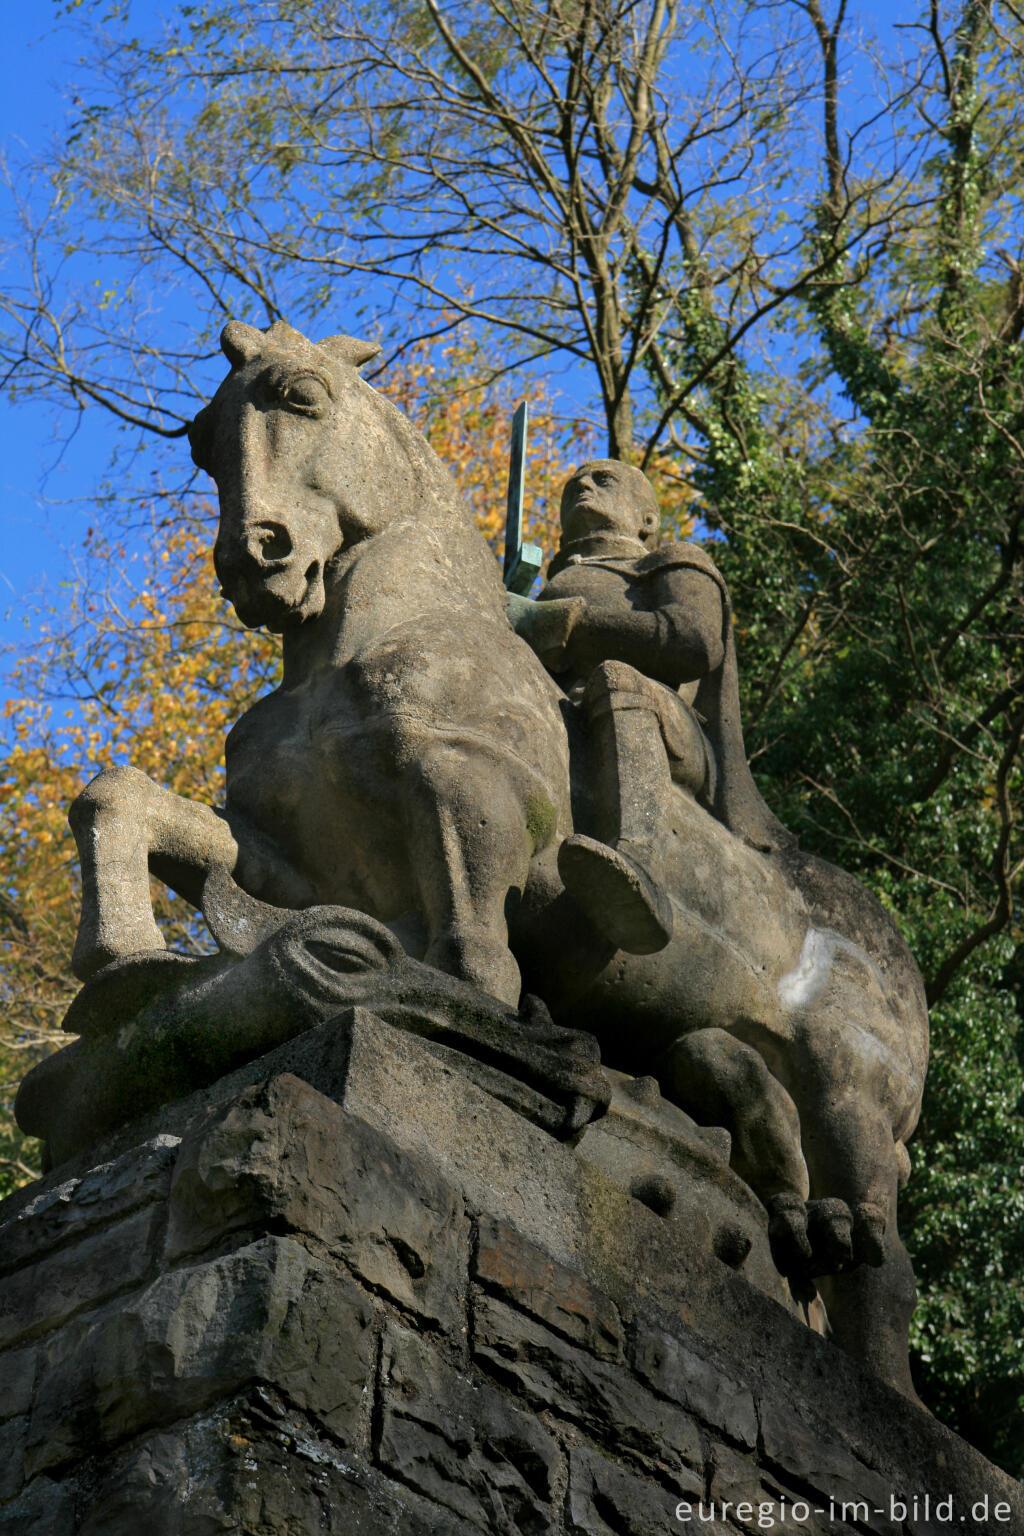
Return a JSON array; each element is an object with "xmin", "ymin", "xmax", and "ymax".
[
  {"xmin": 1, "ymin": 6, "xmax": 116, "ymax": 660},
  {"xmin": 0, "ymin": 0, "xmax": 910, "ymax": 677},
  {"xmin": 1, "ymin": 3, "xmax": 179, "ymax": 671}
]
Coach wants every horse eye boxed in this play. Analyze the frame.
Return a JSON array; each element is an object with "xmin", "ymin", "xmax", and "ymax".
[{"xmin": 279, "ymin": 375, "xmax": 330, "ymax": 413}]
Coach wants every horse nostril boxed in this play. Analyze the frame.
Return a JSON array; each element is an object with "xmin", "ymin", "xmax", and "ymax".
[{"xmin": 256, "ymin": 523, "xmax": 292, "ymax": 561}]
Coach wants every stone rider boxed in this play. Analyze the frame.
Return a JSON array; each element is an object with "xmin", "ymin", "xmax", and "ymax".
[{"xmin": 509, "ymin": 460, "xmax": 787, "ymax": 954}]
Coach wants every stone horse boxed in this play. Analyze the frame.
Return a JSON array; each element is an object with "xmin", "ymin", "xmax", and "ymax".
[{"xmin": 50, "ymin": 320, "xmax": 927, "ymax": 1396}]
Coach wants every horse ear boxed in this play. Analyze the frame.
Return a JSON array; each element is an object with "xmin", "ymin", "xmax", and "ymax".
[
  {"xmin": 318, "ymin": 334, "xmax": 382, "ymax": 370},
  {"xmin": 221, "ymin": 321, "xmax": 265, "ymax": 366}
]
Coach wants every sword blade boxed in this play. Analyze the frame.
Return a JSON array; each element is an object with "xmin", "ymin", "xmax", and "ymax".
[{"xmin": 503, "ymin": 400, "xmax": 529, "ymax": 583}]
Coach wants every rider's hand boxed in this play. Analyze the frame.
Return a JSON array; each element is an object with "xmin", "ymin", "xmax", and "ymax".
[{"xmin": 506, "ymin": 593, "xmax": 587, "ymax": 672}]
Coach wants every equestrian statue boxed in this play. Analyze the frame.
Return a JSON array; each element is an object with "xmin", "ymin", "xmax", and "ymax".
[{"xmin": 15, "ymin": 319, "xmax": 929, "ymax": 1401}]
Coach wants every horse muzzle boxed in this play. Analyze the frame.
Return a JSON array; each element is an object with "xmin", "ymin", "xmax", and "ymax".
[{"xmin": 215, "ymin": 524, "xmax": 328, "ymax": 630}]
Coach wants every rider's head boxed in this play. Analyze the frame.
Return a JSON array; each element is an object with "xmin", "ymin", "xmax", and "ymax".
[{"xmin": 559, "ymin": 461, "xmax": 660, "ymax": 550}]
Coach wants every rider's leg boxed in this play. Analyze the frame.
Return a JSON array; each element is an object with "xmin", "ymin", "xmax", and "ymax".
[
  {"xmin": 557, "ymin": 661, "xmax": 711, "ymax": 954},
  {"xmin": 69, "ymin": 766, "xmax": 242, "ymax": 979}
]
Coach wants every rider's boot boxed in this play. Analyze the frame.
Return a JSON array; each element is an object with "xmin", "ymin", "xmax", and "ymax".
[{"xmin": 557, "ymin": 664, "xmax": 675, "ymax": 954}]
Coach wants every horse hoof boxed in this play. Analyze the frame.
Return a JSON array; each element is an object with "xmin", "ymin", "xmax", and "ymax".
[
  {"xmin": 766, "ymin": 1192, "xmax": 813, "ymax": 1280},
  {"xmin": 557, "ymin": 835, "xmax": 673, "ymax": 954},
  {"xmin": 807, "ymin": 1198, "xmax": 855, "ymax": 1272}
]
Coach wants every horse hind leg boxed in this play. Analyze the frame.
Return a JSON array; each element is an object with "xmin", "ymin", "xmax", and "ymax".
[
  {"xmin": 69, "ymin": 765, "xmax": 241, "ymax": 980},
  {"xmin": 793, "ymin": 1077, "xmax": 920, "ymax": 1399},
  {"xmin": 817, "ymin": 1173, "xmax": 920, "ymax": 1402}
]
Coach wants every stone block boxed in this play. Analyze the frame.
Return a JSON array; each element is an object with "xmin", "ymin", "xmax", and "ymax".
[
  {"xmin": 0, "ymin": 1136, "xmax": 179, "ymax": 1277},
  {"xmin": 0, "ymin": 1343, "xmax": 36, "ymax": 1422},
  {"xmin": 0, "ymin": 1412, "xmax": 27, "ymax": 1503},
  {"xmin": 75, "ymin": 1391, "xmax": 480, "ymax": 1536},
  {"xmin": 567, "ymin": 1443, "xmax": 699, "ymax": 1534},
  {"xmin": 759, "ymin": 1402, "xmax": 898, "ymax": 1534},
  {"xmin": 0, "ymin": 1203, "xmax": 162, "ymax": 1352},
  {"xmin": 474, "ymin": 1215, "xmax": 623, "ymax": 1360},
  {"xmin": 710, "ymin": 1444, "xmax": 840, "ymax": 1536},
  {"xmin": 25, "ymin": 1235, "xmax": 374, "ymax": 1478},
  {"xmin": 0, "ymin": 1476, "xmax": 75, "ymax": 1536},
  {"xmin": 629, "ymin": 1315, "xmax": 758, "ymax": 1449},
  {"xmin": 379, "ymin": 1320, "xmax": 560, "ymax": 1533},
  {"xmin": 473, "ymin": 1290, "xmax": 703, "ymax": 1477},
  {"xmin": 167, "ymin": 1073, "xmax": 469, "ymax": 1331}
]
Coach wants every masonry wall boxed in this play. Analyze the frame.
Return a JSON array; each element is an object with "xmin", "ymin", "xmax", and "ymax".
[{"xmin": 0, "ymin": 1013, "xmax": 1020, "ymax": 1536}]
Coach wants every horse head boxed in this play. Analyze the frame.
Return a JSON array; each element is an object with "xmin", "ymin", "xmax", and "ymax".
[{"xmin": 189, "ymin": 319, "xmax": 390, "ymax": 631}]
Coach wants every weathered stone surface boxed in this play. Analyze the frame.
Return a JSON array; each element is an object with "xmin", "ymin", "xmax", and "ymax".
[
  {"xmin": 2, "ymin": 1006, "xmax": 1021, "ymax": 1536},
  {"xmin": 0, "ymin": 1135, "xmax": 179, "ymax": 1276},
  {"xmin": 73, "ymin": 1391, "xmax": 480, "ymax": 1536},
  {"xmin": 572, "ymin": 1071, "xmax": 790, "ymax": 1309},
  {"xmin": 759, "ymin": 1403, "xmax": 898, "ymax": 1535},
  {"xmin": 11, "ymin": 1008, "xmax": 805, "ymax": 1327},
  {"xmin": 0, "ymin": 1413, "xmax": 27, "ymax": 1503},
  {"xmin": 474, "ymin": 1215, "xmax": 623, "ymax": 1360},
  {"xmin": 709, "ymin": 1444, "xmax": 839, "ymax": 1536},
  {"xmin": 473, "ymin": 1290, "xmax": 703, "ymax": 1477},
  {"xmin": 629, "ymin": 1314, "xmax": 758, "ymax": 1450},
  {"xmin": 0, "ymin": 1475, "xmax": 75, "ymax": 1536},
  {"xmin": 0, "ymin": 1342, "xmax": 36, "ymax": 1422},
  {"xmin": 25, "ymin": 1236, "xmax": 374, "ymax": 1478},
  {"xmin": 167, "ymin": 1072, "xmax": 470, "ymax": 1330},
  {"xmin": 566, "ymin": 1442, "xmax": 698, "ymax": 1535},
  {"xmin": 0, "ymin": 1203, "xmax": 162, "ymax": 1351},
  {"xmin": 380, "ymin": 1320, "xmax": 560, "ymax": 1533},
  {"xmin": 899, "ymin": 1494, "xmax": 1023, "ymax": 1536}
]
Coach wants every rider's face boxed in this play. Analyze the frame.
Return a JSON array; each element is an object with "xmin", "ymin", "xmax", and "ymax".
[{"xmin": 561, "ymin": 463, "xmax": 645, "ymax": 544}]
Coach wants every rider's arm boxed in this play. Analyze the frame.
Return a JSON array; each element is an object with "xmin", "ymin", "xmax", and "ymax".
[{"xmin": 545, "ymin": 564, "xmax": 724, "ymax": 688}]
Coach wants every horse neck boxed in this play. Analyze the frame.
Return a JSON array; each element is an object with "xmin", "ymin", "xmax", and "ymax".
[
  {"xmin": 344, "ymin": 386, "xmax": 509, "ymax": 602},
  {"xmin": 280, "ymin": 405, "xmax": 505, "ymax": 683}
]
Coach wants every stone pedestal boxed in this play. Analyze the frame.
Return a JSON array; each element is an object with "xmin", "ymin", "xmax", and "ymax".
[{"xmin": 1, "ymin": 1011, "xmax": 1019, "ymax": 1535}]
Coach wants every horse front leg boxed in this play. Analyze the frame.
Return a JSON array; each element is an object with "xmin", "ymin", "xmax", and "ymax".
[
  {"xmin": 399, "ymin": 744, "xmax": 541, "ymax": 1008},
  {"xmin": 69, "ymin": 765, "xmax": 245, "ymax": 980}
]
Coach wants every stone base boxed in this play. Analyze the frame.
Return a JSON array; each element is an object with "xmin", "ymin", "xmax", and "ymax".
[{"xmin": 0, "ymin": 1011, "xmax": 1019, "ymax": 1535}]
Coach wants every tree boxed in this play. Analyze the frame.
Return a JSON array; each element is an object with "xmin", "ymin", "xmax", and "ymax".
[
  {"xmin": 3, "ymin": 0, "xmax": 934, "ymax": 453},
  {"xmin": 1, "ymin": 0, "xmax": 1021, "ymax": 1473},
  {"xmin": 647, "ymin": 0, "xmax": 1024, "ymax": 1465}
]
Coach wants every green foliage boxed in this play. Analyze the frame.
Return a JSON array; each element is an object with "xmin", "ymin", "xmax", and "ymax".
[{"xmin": 640, "ymin": 1, "xmax": 1024, "ymax": 1472}]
